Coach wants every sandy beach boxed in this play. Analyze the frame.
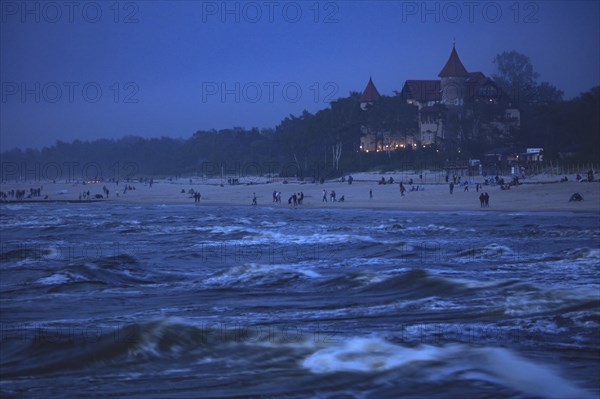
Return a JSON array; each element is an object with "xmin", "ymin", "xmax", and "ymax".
[{"xmin": 2, "ymin": 172, "xmax": 599, "ymax": 213}]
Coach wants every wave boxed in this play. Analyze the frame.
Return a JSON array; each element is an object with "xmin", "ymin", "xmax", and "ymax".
[
  {"xmin": 2, "ymin": 204, "xmax": 31, "ymax": 211},
  {"xmin": 204, "ymin": 263, "xmax": 321, "ymax": 288},
  {"xmin": 557, "ymin": 247, "xmax": 600, "ymax": 261},
  {"xmin": 252, "ymin": 231, "xmax": 377, "ymax": 245},
  {"xmin": 502, "ymin": 285, "xmax": 600, "ymax": 317},
  {"xmin": 455, "ymin": 244, "xmax": 513, "ymax": 259},
  {"xmin": 0, "ymin": 319, "xmax": 206, "ymax": 377},
  {"xmin": 29, "ymin": 254, "xmax": 161, "ymax": 293},
  {"xmin": 1, "ymin": 215, "xmax": 65, "ymax": 229},
  {"xmin": 301, "ymin": 336, "xmax": 593, "ymax": 399},
  {"xmin": 318, "ymin": 269, "xmax": 486, "ymax": 297},
  {"xmin": 1, "ymin": 318, "xmax": 594, "ymax": 398},
  {"xmin": 1, "ymin": 318, "xmax": 308, "ymax": 378},
  {"xmin": 379, "ymin": 223, "xmax": 459, "ymax": 233},
  {"xmin": 521, "ymin": 225, "xmax": 600, "ymax": 238},
  {"xmin": 0, "ymin": 246, "xmax": 59, "ymax": 262}
]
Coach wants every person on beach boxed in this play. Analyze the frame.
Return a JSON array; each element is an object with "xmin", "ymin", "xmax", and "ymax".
[
  {"xmin": 399, "ymin": 182, "xmax": 406, "ymax": 197},
  {"xmin": 479, "ymin": 193, "xmax": 485, "ymax": 208},
  {"xmin": 449, "ymin": 182, "xmax": 454, "ymax": 194},
  {"xmin": 484, "ymin": 192, "xmax": 490, "ymax": 207},
  {"xmin": 252, "ymin": 192, "xmax": 257, "ymax": 206},
  {"xmin": 322, "ymin": 189, "xmax": 328, "ymax": 202},
  {"xmin": 369, "ymin": 189, "xmax": 373, "ymax": 199}
]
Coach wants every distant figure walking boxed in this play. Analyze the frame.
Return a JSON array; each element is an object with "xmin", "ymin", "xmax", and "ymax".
[
  {"xmin": 252, "ymin": 192, "xmax": 257, "ymax": 206},
  {"xmin": 399, "ymin": 182, "xmax": 405, "ymax": 197},
  {"xmin": 484, "ymin": 192, "xmax": 490, "ymax": 207},
  {"xmin": 369, "ymin": 189, "xmax": 373, "ymax": 199},
  {"xmin": 479, "ymin": 193, "xmax": 485, "ymax": 208},
  {"xmin": 449, "ymin": 182, "xmax": 454, "ymax": 194},
  {"xmin": 322, "ymin": 189, "xmax": 328, "ymax": 202}
]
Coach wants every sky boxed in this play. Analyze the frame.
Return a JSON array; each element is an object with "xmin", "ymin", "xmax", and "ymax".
[{"xmin": 1, "ymin": 0, "xmax": 599, "ymax": 150}]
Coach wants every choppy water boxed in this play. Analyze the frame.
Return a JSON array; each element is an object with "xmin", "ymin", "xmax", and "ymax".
[{"xmin": 1, "ymin": 203, "xmax": 599, "ymax": 398}]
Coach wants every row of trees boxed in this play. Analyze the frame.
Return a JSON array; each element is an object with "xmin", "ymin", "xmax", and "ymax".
[{"xmin": 2, "ymin": 52, "xmax": 598, "ymax": 179}]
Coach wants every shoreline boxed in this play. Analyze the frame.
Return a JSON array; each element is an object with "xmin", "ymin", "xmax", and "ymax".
[
  {"xmin": 2, "ymin": 201, "xmax": 597, "ymax": 215},
  {"xmin": 2, "ymin": 174, "xmax": 599, "ymax": 214}
]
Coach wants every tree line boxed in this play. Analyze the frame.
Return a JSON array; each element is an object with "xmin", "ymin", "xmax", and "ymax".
[{"xmin": 1, "ymin": 51, "xmax": 598, "ymax": 180}]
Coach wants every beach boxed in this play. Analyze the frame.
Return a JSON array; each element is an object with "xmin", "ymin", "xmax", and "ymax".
[{"xmin": 2, "ymin": 172, "xmax": 599, "ymax": 213}]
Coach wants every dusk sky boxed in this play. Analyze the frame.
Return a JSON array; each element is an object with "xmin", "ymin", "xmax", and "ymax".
[{"xmin": 1, "ymin": 1, "xmax": 599, "ymax": 150}]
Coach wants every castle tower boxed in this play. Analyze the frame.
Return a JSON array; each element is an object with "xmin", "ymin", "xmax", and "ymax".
[
  {"xmin": 438, "ymin": 45, "xmax": 469, "ymax": 106},
  {"xmin": 360, "ymin": 76, "xmax": 381, "ymax": 110}
]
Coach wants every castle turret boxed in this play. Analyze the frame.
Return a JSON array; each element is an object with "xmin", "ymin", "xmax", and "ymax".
[
  {"xmin": 360, "ymin": 77, "xmax": 381, "ymax": 110},
  {"xmin": 438, "ymin": 45, "xmax": 469, "ymax": 106}
]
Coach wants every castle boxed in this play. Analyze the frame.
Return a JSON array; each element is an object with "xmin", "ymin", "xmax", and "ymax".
[{"xmin": 359, "ymin": 45, "xmax": 520, "ymax": 152}]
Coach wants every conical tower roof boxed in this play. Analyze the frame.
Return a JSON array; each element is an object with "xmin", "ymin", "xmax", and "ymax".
[
  {"xmin": 438, "ymin": 45, "xmax": 469, "ymax": 77},
  {"xmin": 360, "ymin": 77, "xmax": 381, "ymax": 103}
]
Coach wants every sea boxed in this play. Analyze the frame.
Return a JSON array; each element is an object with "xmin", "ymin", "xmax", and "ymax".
[{"xmin": 1, "ymin": 202, "xmax": 599, "ymax": 398}]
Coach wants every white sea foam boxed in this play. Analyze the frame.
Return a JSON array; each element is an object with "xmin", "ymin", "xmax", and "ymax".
[
  {"xmin": 204, "ymin": 263, "xmax": 322, "ymax": 287},
  {"xmin": 301, "ymin": 337, "xmax": 592, "ymax": 398},
  {"xmin": 36, "ymin": 272, "xmax": 85, "ymax": 285}
]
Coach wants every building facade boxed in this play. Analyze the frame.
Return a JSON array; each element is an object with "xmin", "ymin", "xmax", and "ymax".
[{"xmin": 400, "ymin": 45, "xmax": 520, "ymax": 146}]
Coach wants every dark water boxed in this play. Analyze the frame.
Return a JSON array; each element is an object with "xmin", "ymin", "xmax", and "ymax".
[{"xmin": 1, "ymin": 203, "xmax": 599, "ymax": 398}]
